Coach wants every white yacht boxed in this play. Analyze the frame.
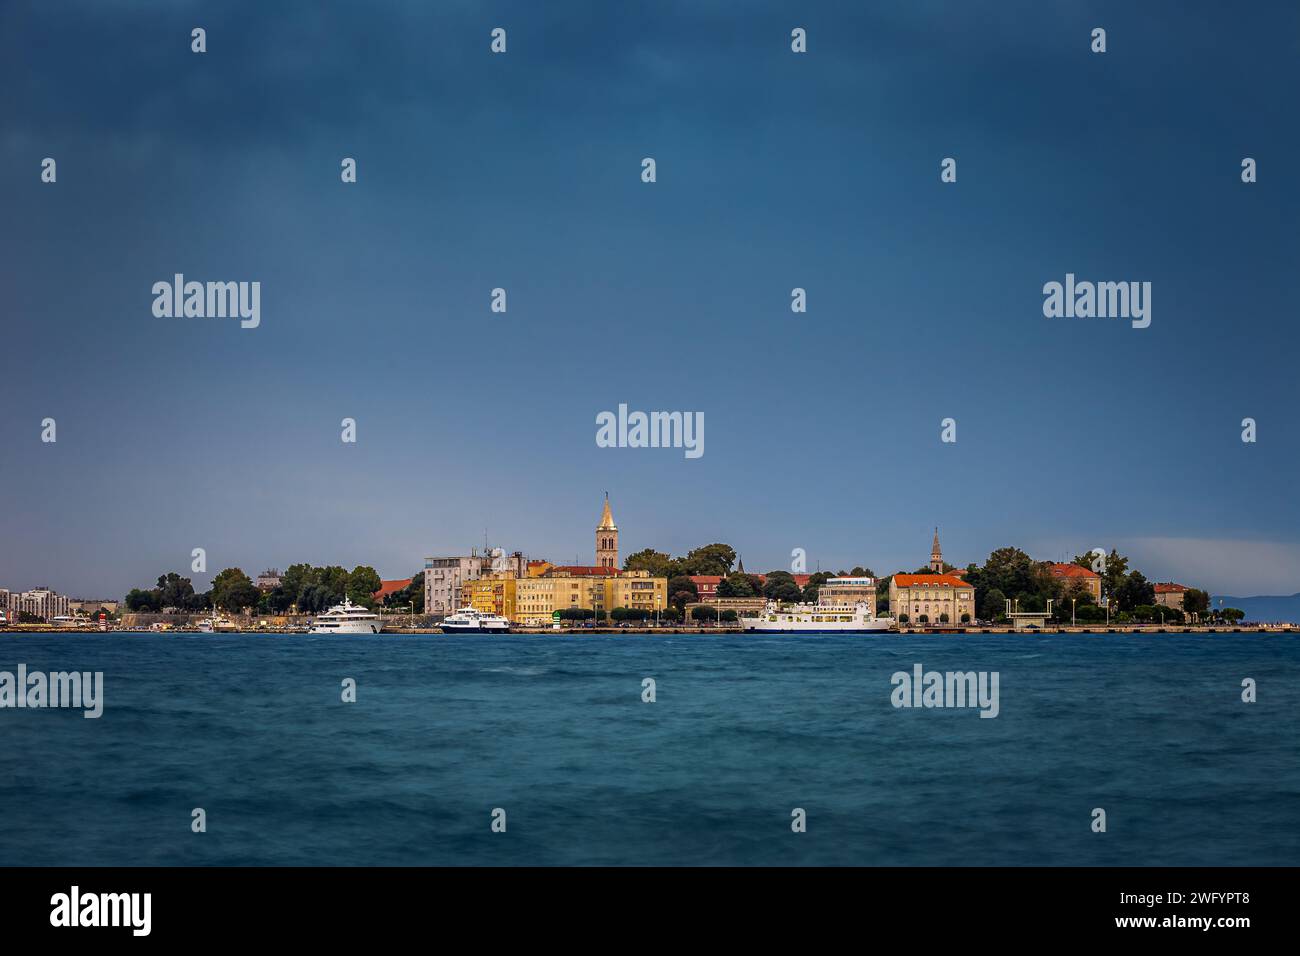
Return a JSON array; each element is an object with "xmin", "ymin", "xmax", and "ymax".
[
  {"xmin": 744, "ymin": 601, "xmax": 893, "ymax": 633},
  {"xmin": 440, "ymin": 607, "xmax": 511, "ymax": 634},
  {"xmin": 308, "ymin": 598, "xmax": 382, "ymax": 634},
  {"xmin": 197, "ymin": 612, "xmax": 236, "ymax": 633}
]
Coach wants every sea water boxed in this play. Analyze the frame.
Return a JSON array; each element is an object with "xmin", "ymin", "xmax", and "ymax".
[{"xmin": 1, "ymin": 631, "xmax": 1296, "ymax": 866}]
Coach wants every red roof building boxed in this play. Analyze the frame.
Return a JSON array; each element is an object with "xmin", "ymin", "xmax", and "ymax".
[
  {"xmin": 1154, "ymin": 582, "xmax": 1189, "ymax": 611},
  {"xmin": 372, "ymin": 578, "xmax": 413, "ymax": 602},
  {"xmin": 891, "ymin": 574, "xmax": 971, "ymax": 589},
  {"xmin": 689, "ymin": 575, "xmax": 723, "ymax": 598},
  {"xmin": 1046, "ymin": 563, "xmax": 1102, "ymax": 602}
]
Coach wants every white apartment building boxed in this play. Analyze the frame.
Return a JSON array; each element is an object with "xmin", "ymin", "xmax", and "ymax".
[
  {"xmin": 816, "ymin": 577, "xmax": 878, "ymax": 615},
  {"xmin": 1, "ymin": 586, "xmax": 72, "ymax": 622},
  {"xmin": 424, "ymin": 553, "xmax": 492, "ymax": 616}
]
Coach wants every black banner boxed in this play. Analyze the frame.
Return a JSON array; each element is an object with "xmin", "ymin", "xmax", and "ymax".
[{"xmin": 0, "ymin": 866, "xmax": 1278, "ymax": 941}]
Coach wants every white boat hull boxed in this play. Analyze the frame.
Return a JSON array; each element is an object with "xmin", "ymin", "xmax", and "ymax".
[
  {"xmin": 440, "ymin": 621, "xmax": 511, "ymax": 634},
  {"xmin": 309, "ymin": 621, "xmax": 381, "ymax": 634},
  {"xmin": 744, "ymin": 619, "xmax": 893, "ymax": 633}
]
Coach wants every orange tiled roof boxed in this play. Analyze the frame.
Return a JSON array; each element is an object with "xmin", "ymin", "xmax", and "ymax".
[
  {"xmin": 892, "ymin": 574, "xmax": 970, "ymax": 588},
  {"xmin": 689, "ymin": 575, "xmax": 724, "ymax": 585},
  {"xmin": 1048, "ymin": 563, "xmax": 1099, "ymax": 579},
  {"xmin": 1154, "ymin": 582, "xmax": 1188, "ymax": 593},
  {"xmin": 372, "ymin": 578, "xmax": 412, "ymax": 600}
]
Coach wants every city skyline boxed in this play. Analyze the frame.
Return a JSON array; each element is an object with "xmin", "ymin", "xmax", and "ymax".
[{"xmin": 2, "ymin": 1, "xmax": 1298, "ymax": 599}]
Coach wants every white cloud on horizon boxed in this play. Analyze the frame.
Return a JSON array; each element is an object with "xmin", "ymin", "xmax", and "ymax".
[{"xmin": 1112, "ymin": 537, "xmax": 1300, "ymax": 597}]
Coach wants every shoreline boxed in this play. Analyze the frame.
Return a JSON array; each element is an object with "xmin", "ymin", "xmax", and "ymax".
[{"xmin": 2, "ymin": 624, "xmax": 1296, "ymax": 636}]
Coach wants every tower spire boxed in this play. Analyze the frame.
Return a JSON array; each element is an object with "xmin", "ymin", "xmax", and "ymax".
[
  {"xmin": 596, "ymin": 493, "xmax": 619, "ymax": 569},
  {"xmin": 930, "ymin": 527, "xmax": 943, "ymax": 573}
]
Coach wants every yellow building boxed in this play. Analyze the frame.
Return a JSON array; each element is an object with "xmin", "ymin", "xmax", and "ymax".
[
  {"xmin": 889, "ymin": 574, "xmax": 976, "ymax": 625},
  {"xmin": 461, "ymin": 578, "xmax": 517, "ymax": 619},
  {"xmin": 508, "ymin": 569, "xmax": 668, "ymax": 626}
]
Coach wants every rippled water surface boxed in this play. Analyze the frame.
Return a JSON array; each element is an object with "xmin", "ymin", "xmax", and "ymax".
[{"xmin": 1, "ymin": 631, "xmax": 1296, "ymax": 865}]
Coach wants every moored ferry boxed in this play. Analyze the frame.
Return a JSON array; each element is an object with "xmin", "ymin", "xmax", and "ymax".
[
  {"xmin": 439, "ymin": 607, "xmax": 511, "ymax": 634},
  {"xmin": 744, "ymin": 601, "xmax": 893, "ymax": 633},
  {"xmin": 308, "ymin": 598, "xmax": 382, "ymax": 634}
]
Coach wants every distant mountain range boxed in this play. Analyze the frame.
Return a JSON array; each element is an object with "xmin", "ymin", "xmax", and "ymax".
[{"xmin": 1213, "ymin": 594, "xmax": 1300, "ymax": 623}]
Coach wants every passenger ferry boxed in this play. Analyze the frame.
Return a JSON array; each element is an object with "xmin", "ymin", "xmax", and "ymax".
[
  {"xmin": 439, "ymin": 607, "xmax": 511, "ymax": 634},
  {"xmin": 308, "ymin": 598, "xmax": 382, "ymax": 634},
  {"xmin": 744, "ymin": 601, "xmax": 893, "ymax": 633}
]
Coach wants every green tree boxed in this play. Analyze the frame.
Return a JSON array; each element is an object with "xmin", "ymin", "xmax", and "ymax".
[
  {"xmin": 1183, "ymin": 588, "xmax": 1209, "ymax": 616},
  {"xmin": 347, "ymin": 565, "xmax": 382, "ymax": 607},
  {"xmin": 623, "ymin": 549, "xmax": 674, "ymax": 577},
  {"xmin": 667, "ymin": 575, "xmax": 698, "ymax": 611},
  {"xmin": 1115, "ymin": 571, "xmax": 1155, "ymax": 612},
  {"xmin": 124, "ymin": 588, "xmax": 159, "ymax": 612},
  {"xmin": 681, "ymin": 544, "xmax": 736, "ymax": 577},
  {"xmin": 981, "ymin": 548, "xmax": 1039, "ymax": 600},
  {"xmin": 981, "ymin": 588, "xmax": 1007, "ymax": 622},
  {"xmin": 211, "ymin": 568, "xmax": 259, "ymax": 612},
  {"xmin": 156, "ymin": 572, "xmax": 196, "ymax": 611},
  {"xmin": 763, "ymin": 571, "xmax": 802, "ymax": 603},
  {"xmin": 1092, "ymin": 549, "xmax": 1130, "ymax": 603},
  {"xmin": 716, "ymin": 574, "xmax": 755, "ymax": 598}
]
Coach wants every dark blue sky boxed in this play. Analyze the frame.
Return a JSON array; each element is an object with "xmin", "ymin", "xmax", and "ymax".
[{"xmin": 2, "ymin": 1, "xmax": 1297, "ymax": 597}]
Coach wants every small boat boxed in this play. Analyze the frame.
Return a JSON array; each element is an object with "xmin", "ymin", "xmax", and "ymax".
[
  {"xmin": 308, "ymin": 598, "xmax": 382, "ymax": 634},
  {"xmin": 198, "ymin": 612, "xmax": 236, "ymax": 633},
  {"xmin": 440, "ymin": 607, "xmax": 511, "ymax": 634}
]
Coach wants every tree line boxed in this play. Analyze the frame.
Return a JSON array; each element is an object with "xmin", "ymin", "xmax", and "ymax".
[
  {"xmin": 125, "ymin": 564, "xmax": 385, "ymax": 614},
  {"xmin": 625, "ymin": 541, "xmax": 1243, "ymax": 625}
]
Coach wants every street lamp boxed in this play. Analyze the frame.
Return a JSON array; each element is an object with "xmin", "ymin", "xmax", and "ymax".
[{"xmin": 1071, "ymin": 597, "xmax": 1076, "ymax": 627}]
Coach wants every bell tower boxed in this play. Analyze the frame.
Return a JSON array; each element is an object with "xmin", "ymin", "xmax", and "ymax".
[
  {"xmin": 930, "ymin": 527, "xmax": 943, "ymax": 573},
  {"xmin": 596, "ymin": 493, "xmax": 619, "ymax": 569}
]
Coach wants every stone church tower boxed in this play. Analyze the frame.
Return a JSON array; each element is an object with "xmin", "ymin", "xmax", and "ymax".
[
  {"xmin": 930, "ymin": 528, "xmax": 944, "ymax": 573},
  {"xmin": 596, "ymin": 493, "xmax": 619, "ymax": 569}
]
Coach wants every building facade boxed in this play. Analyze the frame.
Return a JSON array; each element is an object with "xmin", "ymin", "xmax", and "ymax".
[
  {"xmin": 689, "ymin": 576, "xmax": 722, "ymax": 601},
  {"xmin": 1153, "ymin": 582, "xmax": 1188, "ymax": 611},
  {"xmin": 424, "ymin": 553, "xmax": 491, "ymax": 616},
  {"xmin": 508, "ymin": 569, "xmax": 667, "ymax": 626},
  {"xmin": 0, "ymin": 587, "xmax": 72, "ymax": 622},
  {"xmin": 816, "ymin": 576, "xmax": 877, "ymax": 614},
  {"xmin": 889, "ymin": 574, "xmax": 975, "ymax": 625},
  {"xmin": 1047, "ymin": 563, "xmax": 1103, "ymax": 602},
  {"xmin": 256, "ymin": 569, "xmax": 283, "ymax": 592}
]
